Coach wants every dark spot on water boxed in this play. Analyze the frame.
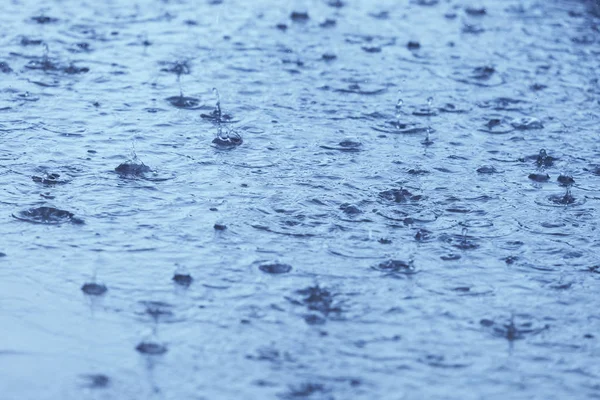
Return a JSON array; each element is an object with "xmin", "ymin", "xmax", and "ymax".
[
  {"xmin": 338, "ymin": 139, "xmax": 361, "ymax": 149},
  {"xmin": 505, "ymin": 256, "xmax": 518, "ymax": 265},
  {"xmin": 276, "ymin": 23, "xmax": 288, "ymax": 31},
  {"xmin": 407, "ymin": 41, "xmax": 421, "ymax": 50},
  {"xmin": 321, "ymin": 53, "xmax": 336, "ymax": 61},
  {"xmin": 173, "ymin": 273, "xmax": 193, "ymax": 287},
  {"xmin": 530, "ymin": 83, "xmax": 547, "ymax": 91},
  {"xmin": 259, "ymin": 262, "xmax": 292, "ymax": 274},
  {"xmin": 81, "ymin": 374, "xmax": 110, "ymax": 389},
  {"xmin": 439, "ymin": 103, "xmax": 467, "ymax": 113},
  {"xmin": 340, "ymin": 203, "xmax": 362, "ymax": 215},
  {"xmin": 557, "ymin": 174, "xmax": 574, "ymax": 186},
  {"xmin": 528, "ymin": 172, "xmax": 550, "ymax": 182},
  {"xmin": 471, "ymin": 65, "xmax": 496, "ymax": 80},
  {"xmin": 480, "ymin": 319, "xmax": 494, "ymax": 327},
  {"xmin": 327, "ymin": 0, "xmax": 345, "ymax": 7},
  {"xmin": 20, "ymin": 37, "xmax": 43, "ymax": 46},
  {"xmin": 488, "ymin": 317, "xmax": 549, "ymax": 341},
  {"xmin": 0, "ymin": 252, "xmax": 6, "ymax": 257},
  {"xmin": 32, "ymin": 173, "xmax": 67, "ymax": 185},
  {"xmin": 378, "ymin": 238, "xmax": 392, "ymax": 244},
  {"xmin": 320, "ymin": 19, "xmax": 337, "ymax": 28},
  {"xmin": 114, "ymin": 160, "xmax": 152, "ymax": 177},
  {"xmin": 511, "ymin": 117, "xmax": 543, "ymax": 130},
  {"xmin": 481, "ymin": 118, "xmax": 514, "ymax": 134},
  {"xmin": 372, "ymin": 260, "xmax": 416, "ymax": 274},
  {"xmin": 201, "ymin": 110, "xmax": 233, "ymax": 123},
  {"xmin": 465, "ymin": 6, "xmax": 486, "ymax": 16},
  {"xmin": 214, "ymin": 223, "xmax": 227, "ymax": 231},
  {"xmin": 478, "ymin": 97, "xmax": 525, "ymax": 111},
  {"xmin": 31, "ymin": 16, "xmax": 58, "ymax": 24},
  {"xmin": 584, "ymin": 334, "xmax": 594, "ymax": 339},
  {"xmin": 141, "ymin": 301, "xmax": 174, "ymax": 321},
  {"xmin": 369, "ymin": 11, "xmax": 389, "ymax": 20},
  {"xmin": 136, "ymin": 342, "xmax": 167, "ymax": 355},
  {"xmin": 321, "ymin": 139, "xmax": 362, "ymax": 152},
  {"xmin": 415, "ymin": 229, "xmax": 432, "ymax": 241},
  {"xmin": 26, "ymin": 58, "xmax": 59, "ymax": 72},
  {"xmin": 76, "ymin": 42, "xmax": 90, "ymax": 51},
  {"xmin": 81, "ymin": 283, "xmax": 107, "ymax": 296},
  {"xmin": 379, "ymin": 188, "xmax": 420, "ymax": 203},
  {"xmin": 362, "ymin": 46, "xmax": 382, "ymax": 53},
  {"xmin": 408, "ymin": 168, "xmax": 429, "ymax": 175},
  {"xmin": 0, "ymin": 62, "xmax": 12, "ymax": 73},
  {"xmin": 282, "ymin": 382, "xmax": 329, "ymax": 399},
  {"xmin": 166, "ymin": 95, "xmax": 200, "ymax": 109},
  {"xmin": 62, "ymin": 64, "xmax": 89, "ymax": 74},
  {"xmin": 290, "ymin": 11, "xmax": 309, "ymax": 22},
  {"xmin": 303, "ymin": 314, "xmax": 326, "ymax": 325},
  {"xmin": 462, "ymin": 23, "xmax": 485, "ymax": 34},
  {"xmin": 477, "ymin": 165, "xmax": 498, "ymax": 174},
  {"xmin": 535, "ymin": 149, "xmax": 555, "ymax": 168},
  {"xmin": 294, "ymin": 286, "xmax": 341, "ymax": 316},
  {"xmin": 160, "ymin": 60, "xmax": 191, "ymax": 76},
  {"xmin": 549, "ymin": 188, "xmax": 575, "ymax": 205},
  {"xmin": 13, "ymin": 207, "xmax": 84, "ymax": 225}
]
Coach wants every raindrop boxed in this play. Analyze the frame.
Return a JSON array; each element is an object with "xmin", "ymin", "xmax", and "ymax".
[
  {"xmin": 172, "ymin": 273, "xmax": 193, "ymax": 287},
  {"xmin": 136, "ymin": 342, "xmax": 167, "ymax": 355},
  {"xmin": 81, "ymin": 283, "xmax": 108, "ymax": 296}
]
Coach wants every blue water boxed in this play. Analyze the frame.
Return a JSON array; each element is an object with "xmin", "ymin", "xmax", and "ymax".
[{"xmin": 1, "ymin": 0, "xmax": 600, "ymax": 399}]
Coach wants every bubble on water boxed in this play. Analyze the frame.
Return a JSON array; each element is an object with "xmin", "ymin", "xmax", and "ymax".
[
  {"xmin": 136, "ymin": 342, "xmax": 167, "ymax": 355},
  {"xmin": 81, "ymin": 283, "xmax": 108, "ymax": 296},
  {"xmin": 166, "ymin": 95, "xmax": 201, "ymax": 109},
  {"xmin": 212, "ymin": 128, "xmax": 243, "ymax": 148},
  {"xmin": 477, "ymin": 165, "xmax": 498, "ymax": 174},
  {"xmin": 372, "ymin": 259, "xmax": 416, "ymax": 274},
  {"xmin": 557, "ymin": 174, "xmax": 574, "ymax": 187},
  {"xmin": 528, "ymin": 172, "xmax": 550, "ymax": 182},
  {"xmin": 13, "ymin": 206, "xmax": 84, "ymax": 225},
  {"xmin": 115, "ymin": 158, "xmax": 152, "ymax": 177},
  {"xmin": 172, "ymin": 273, "xmax": 193, "ymax": 287},
  {"xmin": 258, "ymin": 262, "xmax": 292, "ymax": 274}
]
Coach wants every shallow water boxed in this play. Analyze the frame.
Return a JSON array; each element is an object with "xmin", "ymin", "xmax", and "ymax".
[{"xmin": 1, "ymin": 0, "xmax": 600, "ymax": 399}]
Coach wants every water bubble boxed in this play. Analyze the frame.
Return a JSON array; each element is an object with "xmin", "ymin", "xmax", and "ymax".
[
  {"xmin": 258, "ymin": 262, "xmax": 292, "ymax": 274},
  {"xmin": 536, "ymin": 149, "xmax": 554, "ymax": 168},
  {"xmin": 136, "ymin": 342, "xmax": 167, "ymax": 355},
  {"xmin": 212, "ymin": 128, "xmax": 243, "ymax": 148},
  {"xmin": 81, "ymin": 283, "xmax": 108, "ymax": 296},
  {"xmin": 557, "ymin": 174, "xmax": 574, "ymax": 187},
  {"xmin": 172, "ymin": 273, "xmax": 193, "ymax": 287},
  {"xmin": 13, "ymin": 207, "xmax": 84, "ymax": 225}
]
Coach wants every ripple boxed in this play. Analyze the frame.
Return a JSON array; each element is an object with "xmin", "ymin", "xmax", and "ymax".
[
  {"xmin": 166, "ymin": 95, "xmax": 201, "ymax": 109},
  {"xmin": 13, "ymin": 206, "xmax": 84, "ymax": 225}
]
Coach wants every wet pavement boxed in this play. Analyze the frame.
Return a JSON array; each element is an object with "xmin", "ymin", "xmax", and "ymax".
[{"xmin": 1, "ymin": 0, "xmax": 600, "ymax": 399}]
